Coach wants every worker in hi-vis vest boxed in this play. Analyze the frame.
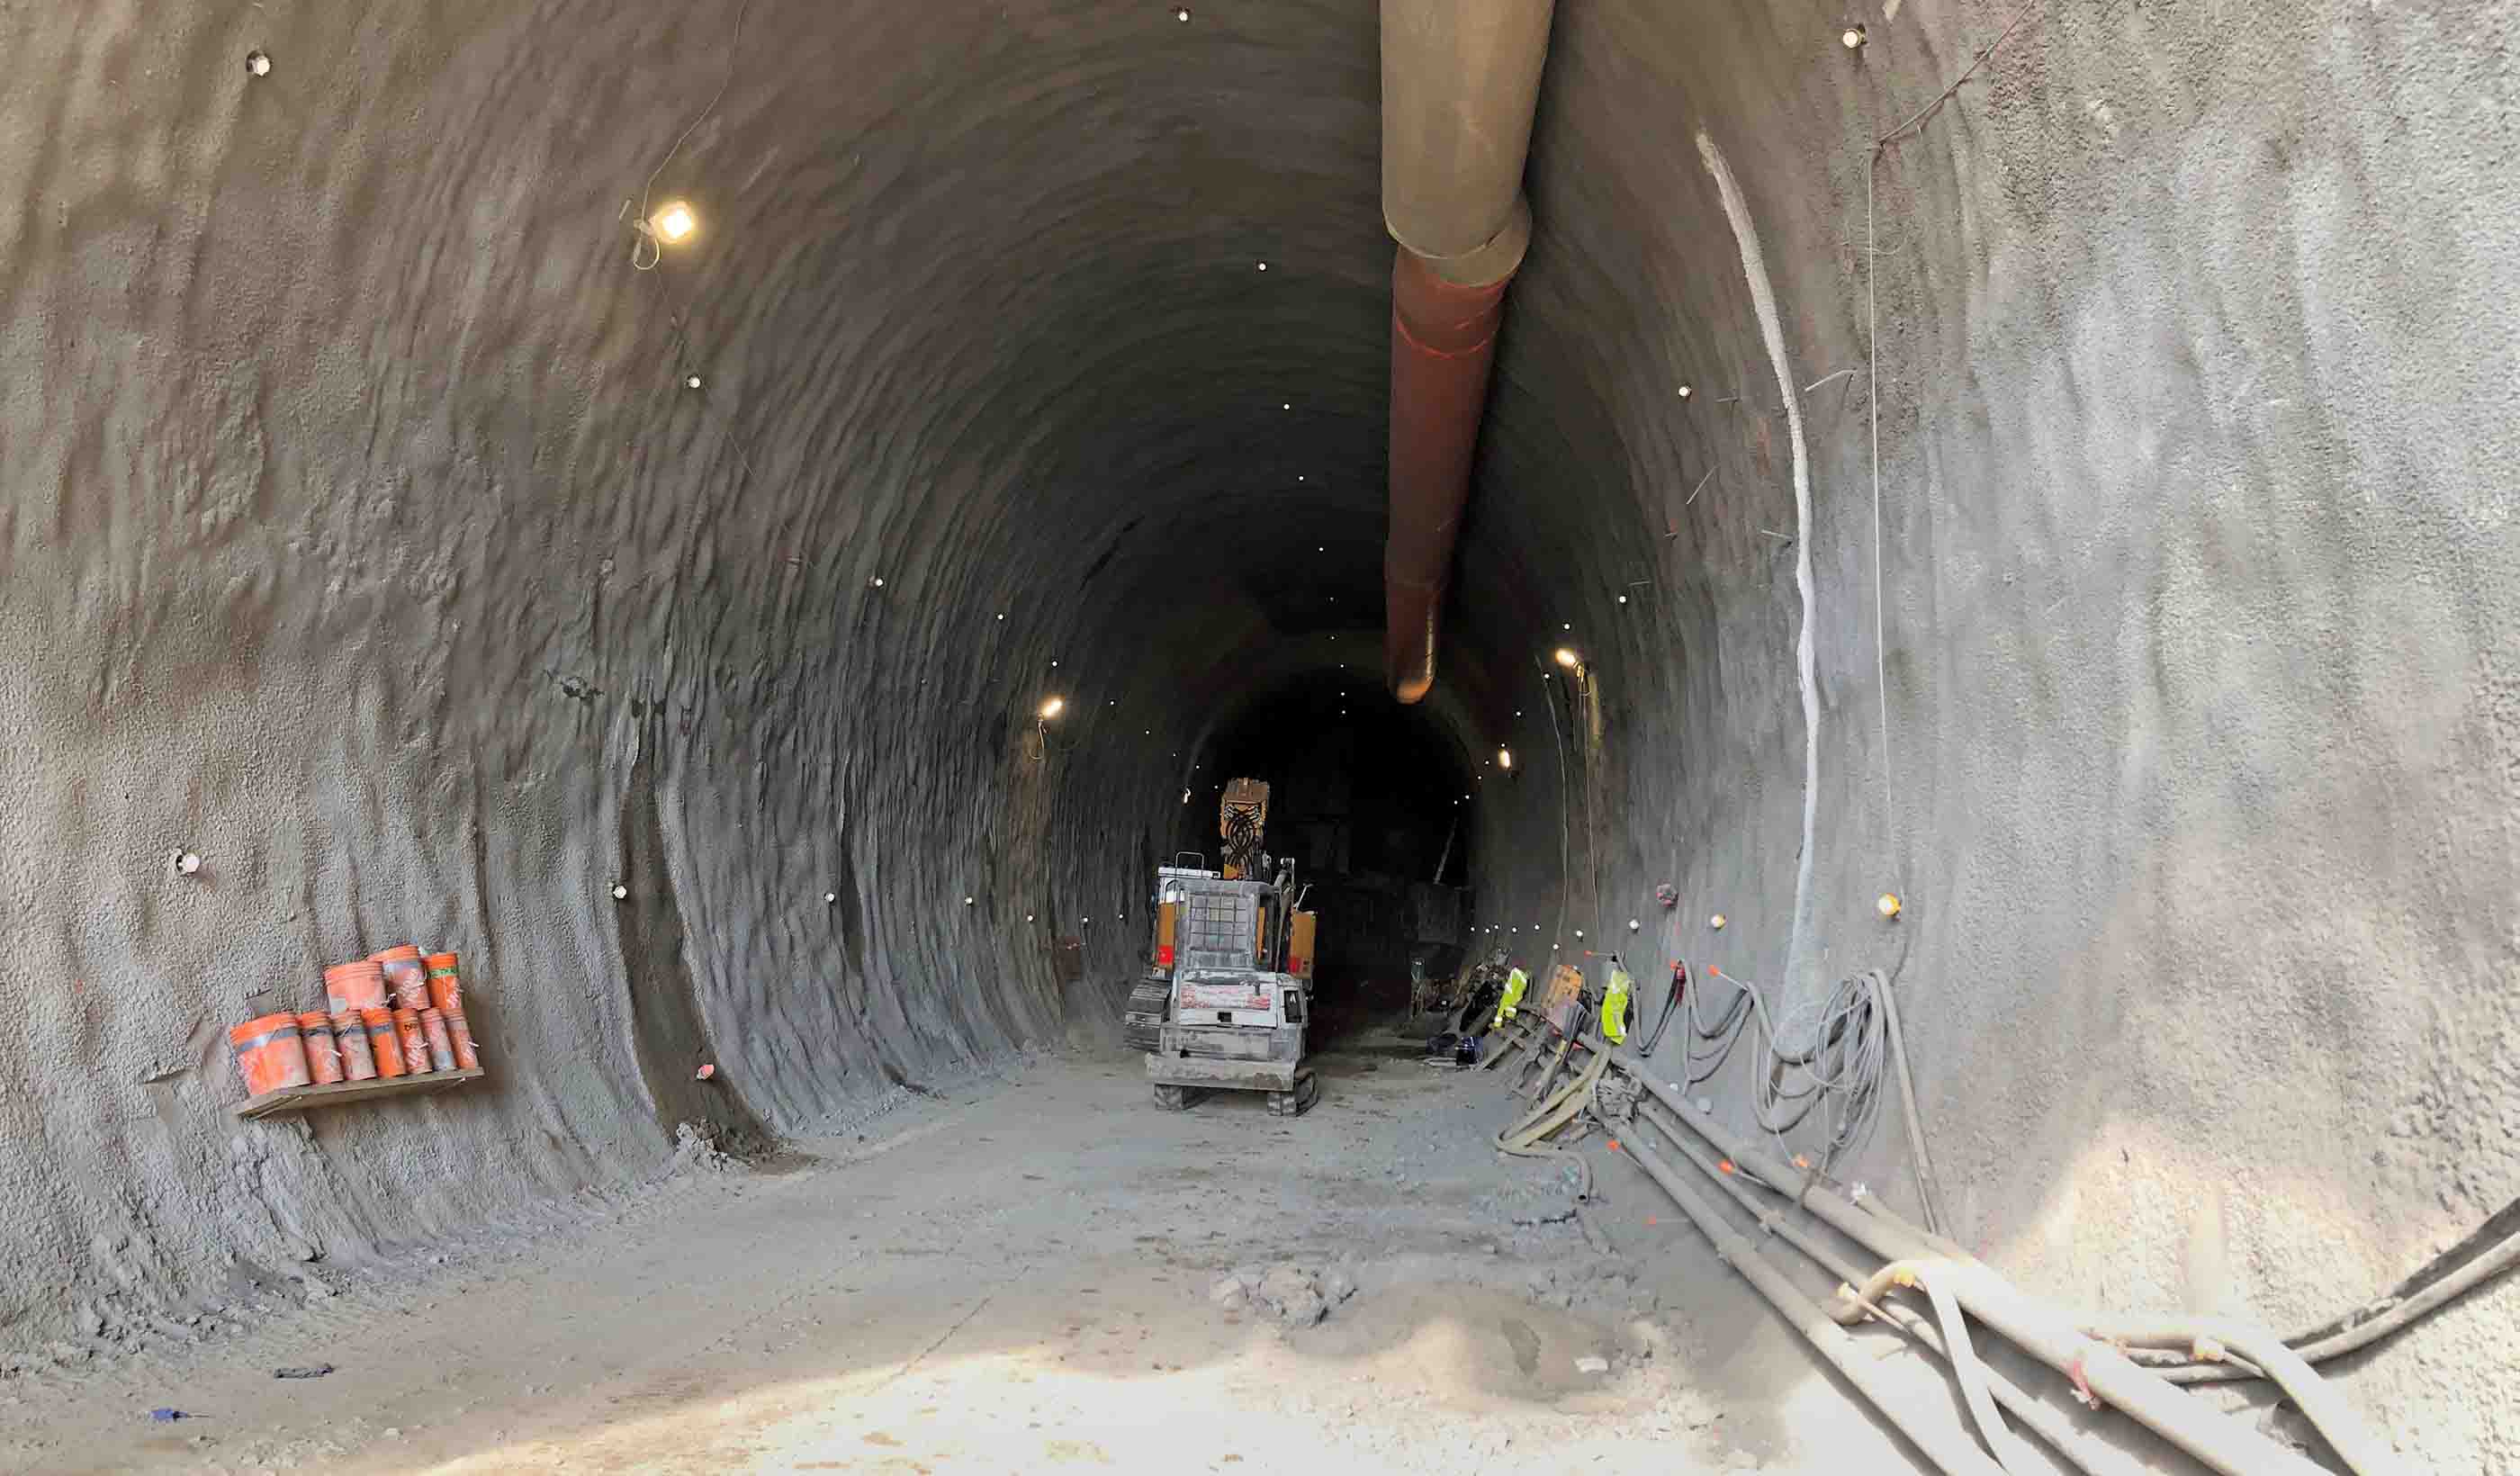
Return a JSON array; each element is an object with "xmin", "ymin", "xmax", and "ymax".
[
  {"xmin": 1491, "ymin": 966, "xmax": 1530, "ymax": 1030},
  {"xmin": 1599, "ymin": 958, "xmax": 1633, "ymax": 1045}
]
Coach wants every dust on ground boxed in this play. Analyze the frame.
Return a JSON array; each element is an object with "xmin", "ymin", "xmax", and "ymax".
[{"xmin": 0, "ymin": 1022, "xmax": 1928, "ymax": 1473}]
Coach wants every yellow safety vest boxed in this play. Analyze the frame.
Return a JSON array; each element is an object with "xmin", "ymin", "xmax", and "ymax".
[
  {"xmin": 1492, "ymin": 967, "xmax": 1529, "ymax": 1030},
  {"xmin": 1599, "ymin": 962, "xmax": 1633, "ymax": 1045}
]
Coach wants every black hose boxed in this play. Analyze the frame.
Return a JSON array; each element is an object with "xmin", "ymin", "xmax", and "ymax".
[{"xmin": 1641, "ymin": 960, "xmax": 1688, "ymax": 1055}]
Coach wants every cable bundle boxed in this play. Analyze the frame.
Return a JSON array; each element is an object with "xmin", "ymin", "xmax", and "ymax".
[{"xmin": 1675, "ymin": 965, "xmax": 1890, "ymax": 1175}]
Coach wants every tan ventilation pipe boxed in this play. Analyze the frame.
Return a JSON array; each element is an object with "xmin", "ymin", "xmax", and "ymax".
[{"xmin": 1381, "ymin": 0, "xmax": 1552, "ymax": 703}]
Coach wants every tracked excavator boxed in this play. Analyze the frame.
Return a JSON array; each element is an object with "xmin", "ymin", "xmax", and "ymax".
[{"xmin": 1122, "ymin": 779, "xmax": 1321, "ymax": 1116}]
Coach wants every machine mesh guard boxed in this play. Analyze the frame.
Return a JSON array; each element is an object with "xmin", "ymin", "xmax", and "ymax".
[{"xmin": 1178, "ymin": 877, "xmax": 1268, "ymax": 972}]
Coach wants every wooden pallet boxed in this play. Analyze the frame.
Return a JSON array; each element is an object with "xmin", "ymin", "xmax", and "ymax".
[{"xmin": 233, "ymin": 1066, "xmax": 486, "ymax": 1120}]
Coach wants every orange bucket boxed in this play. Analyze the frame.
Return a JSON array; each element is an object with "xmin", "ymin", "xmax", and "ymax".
[
  {"xmin": 374, "ymin": 945, "xmax": 429, "ymax": 1011},
  {"xmin": 325, "ymin": 959, "xmax": 387, "ymax": 1014},
  {"xmin": 445, "ymin": 1007, "xmax": 480, "ymax": 1070},
  {"xmin": 423, "ymin": 952, "xmax": 463, "ymax": 1012},
  {"xmin": 392, "ymin": 1007, "xmax": 432, "ymax": 1076},
  {"xmin": 418, "ymin": 1007, "xmax": 457, "ymax": 1072},
  {"xmin": 362, "ymin": 1006, "xmax": 406, "ymax": 1078},
  {"xmin": 297, "ymin": 1011, "xmax": 343, "ymax": 1085},
  {"xmin": 332, "ymin": 1009, "xmax": 376, "ymax": 1082},
  {"xmin": 230, "ymin": 1013, "xmax": 311, "ymax": 1096}
]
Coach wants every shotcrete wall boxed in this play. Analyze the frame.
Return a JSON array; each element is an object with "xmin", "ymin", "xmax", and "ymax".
[
  {"xmin": 1454, "ymin": 4, "xmax": 2520, "ymax": 1466},
  {"xmin": 4, "ymin": 0, "xmax": 2514, "ymax": 1465}
]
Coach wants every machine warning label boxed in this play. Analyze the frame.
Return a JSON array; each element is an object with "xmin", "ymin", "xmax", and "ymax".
[{"xmin": 1178, "ymin": 980, "xmax": 1272, "ymax": 1011}]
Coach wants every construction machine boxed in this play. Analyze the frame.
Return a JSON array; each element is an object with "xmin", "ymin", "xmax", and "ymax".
[{"xmin": 1125, "ymin": 778, "xmax": 1322, "ymax": 1116}]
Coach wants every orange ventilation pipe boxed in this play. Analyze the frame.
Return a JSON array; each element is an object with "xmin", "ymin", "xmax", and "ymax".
[{"xmin": 1381, "ymin": 0, "xmax": 1554, "ymax": 703}]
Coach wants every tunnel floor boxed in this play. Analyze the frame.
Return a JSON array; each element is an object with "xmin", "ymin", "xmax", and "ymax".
[{"xmin": 0, "ymin": 1041, "xmax": 1953, "ymax": 1475}]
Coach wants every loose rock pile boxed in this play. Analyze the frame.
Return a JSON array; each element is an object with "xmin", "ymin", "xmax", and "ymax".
[{"xmin": 1209, "ymin": 1261, "xmax": 1359, "ymax": 1327}]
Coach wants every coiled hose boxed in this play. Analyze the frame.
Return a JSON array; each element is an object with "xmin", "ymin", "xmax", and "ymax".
[{"xmin": 1494, "ymin": 1047, "xmax": 1609, "ymax": 1200}]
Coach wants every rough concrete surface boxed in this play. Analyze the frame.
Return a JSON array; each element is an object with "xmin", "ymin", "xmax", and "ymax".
[{"xmin": 2, "ymin": 0, "xmax": 2516, "ymax": 1470}]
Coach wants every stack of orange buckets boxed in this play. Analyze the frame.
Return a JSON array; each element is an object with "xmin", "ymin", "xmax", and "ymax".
[{"xmin": 230, "ymin": 946, "xmax": 482, "ymax": 1098}]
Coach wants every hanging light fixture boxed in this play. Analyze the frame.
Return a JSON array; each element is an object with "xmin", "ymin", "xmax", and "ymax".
[{"xmin": 651, "ymin": 202, "xmax": 698, "ymax": 243}]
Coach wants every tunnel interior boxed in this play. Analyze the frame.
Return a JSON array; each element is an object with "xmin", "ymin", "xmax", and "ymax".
[
  {"xmin": 1187, "ymin": 666, "xmax": 1479, "ymax": 1033},
  {"xmin": 5, "ymin": 0, "xmax": 2518, "ymax": 1466},
  {"xmin": 1192, "ymin": 668, "xmax": 1476, "ymax": 891}
]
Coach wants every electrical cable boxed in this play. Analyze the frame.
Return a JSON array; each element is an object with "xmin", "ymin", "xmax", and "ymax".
[
  {"xmin": 1578, "ymin": 676, "xmax": 1604, "ymax": 949},
  {"xmin": 1678, "ymin": 962, "xmax": 1891, "ymax": 1176},
  {"xmin": 2274, "ymin": 1193, "xmax": 2520, "ymax": 1346},
  {"xmin": 1874, "ymin": 966, "xmax": 1951, "ymax": 1236},
  {"xmin": 1640, "ymin": 959, "xmax": 1688, "ymax": 1055},
  {"xmin": 1606, "ymin": 1092, "xmax": 2011, "ymax": 1476},
  {"xmin": 1641, "ymin": 1103, "xmax": 2150, "ymax": 1476},
  {"xmin": 1872, "ymin": 8, "xmax": 2031, "ymax": 151},
  {"xmin": 628, "ymin": 0, "xmax": 754, "ymax": 269},
  {"xmin": 2152, "ymin": 1205, "xmax": 2520, "ymax": 1387},
  {"xmin": 1606, "ymin": 1046, "xmax": 2335, "ymax": 1476},
  {"xmin": 1219, "ymin": 801, "xmax": 1261, "ymax": 878},
  {"xmin": 1616, "ymin": 1040, "xmax": 2472, "ymax": 1469},
  {"xmin": 1538, "ymin": 654, "xmax": 1572, "ymax": 950}
]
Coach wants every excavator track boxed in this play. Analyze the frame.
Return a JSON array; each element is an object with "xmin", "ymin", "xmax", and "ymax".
[
  {"xmin": 1266, "ymin": 1068, "xmax": 1320, "ymax": 1118},
  {"xmin": 1120, "ymin": 976, "xmax": 1171, "ymax": 1053}
]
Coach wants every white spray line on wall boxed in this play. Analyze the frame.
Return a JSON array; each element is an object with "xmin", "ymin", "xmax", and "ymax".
[
  {"xmin": 1867, "ymin": 165, "xmax": 1892, "ymax": 842},
  {"xmin": 1696, "ymin": 129, "xmax": 1819, "ymax": 998}
]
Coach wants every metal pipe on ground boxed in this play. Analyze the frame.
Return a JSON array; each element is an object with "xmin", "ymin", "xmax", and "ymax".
[
  {"xmin": 1481, "ymin": 1018, "xmax": 1540, "ymax": 1070},
  {"xmin": 1518, "ymin": 1027, "xmax": 1571, "ymax": 1101},
  {"xmin": 1587, "ymin": 1073, "xmax": 2030, "ymax": 1459},
  {"xmin": 2066, "ymin": 1315, "xmax": 2402, "ymax": 1476},
  {"xmin": 1598, "ymin": 1043, "xmax": 2335, "ymax": 1476},
  {"xmin": 1612, "ymin": 1129, "xmax": 2011, "ymax": 1476},
  {"xmin": 1634, "ymin": 1100, "xmax": 2152, "ymax": 1476},
  {"xmin": 1496, "ymin": 1045, "xmax": 1607, "ymax": 1198},
  {"xmin": 1627, "ymin": 1102, "xmax": 2038, "ymax": 1468}
]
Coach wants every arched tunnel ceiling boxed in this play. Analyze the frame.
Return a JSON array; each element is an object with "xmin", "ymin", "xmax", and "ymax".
[
  {"xmin": 655, "ymin": 0, "xmax": 1408, "ymax": 685},
  {"xmin": 6, "ymin": 2, "xmax": 2520, "ymax": 1463}
]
